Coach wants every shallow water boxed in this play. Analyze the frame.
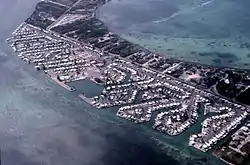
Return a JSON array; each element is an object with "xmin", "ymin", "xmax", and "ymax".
[{"xmin": 97, "ymin": 0, "xmax": 250, "ymax": 69}]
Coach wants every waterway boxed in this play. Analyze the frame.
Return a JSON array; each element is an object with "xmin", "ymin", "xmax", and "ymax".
[
  {"xmin": 97, "ymin": 0, "xmax": 250, "ymax": 69},
  {"xmin": 67, "ymin": 79, "xmax": 104, "ymax": 98},
  {"xmin": 0, "ymin": 0, "xmax": 228, "ymax": 165}
]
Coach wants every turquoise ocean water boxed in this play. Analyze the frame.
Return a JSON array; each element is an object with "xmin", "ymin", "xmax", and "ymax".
[{"xmin": 97, "ymin": 0, "xmax": 250, "ymax": 69}]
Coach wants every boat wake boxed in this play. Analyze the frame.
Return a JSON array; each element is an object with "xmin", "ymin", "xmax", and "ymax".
[
  {"xmin": 192, "ymin": 0, "xmax": 214, "ymax": 10},
  {"xmin": 152, "ymin": 0, "xmax": 214, "ymax": 24},
  {"xmin": 152, "ymin": 12, "xmax": 180, "ymax": 24}
]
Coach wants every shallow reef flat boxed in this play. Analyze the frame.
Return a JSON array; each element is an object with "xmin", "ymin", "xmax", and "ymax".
[{"xmin": 97, "ymin": 0, "xmax": 250, "ymax": 69}]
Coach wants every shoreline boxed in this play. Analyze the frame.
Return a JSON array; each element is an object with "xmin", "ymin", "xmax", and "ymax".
[
  {"xmin": 78, "ymin": 93, "xmax": 94, "ymax": 105},
  {"xmin": 47, "ymin": 73, "xmax": 75, "ymax": 92}
]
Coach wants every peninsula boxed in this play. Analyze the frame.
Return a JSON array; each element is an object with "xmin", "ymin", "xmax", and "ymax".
[{"xmin": 6, "ymin": 0, "xmax": 250, "ymax": 164}]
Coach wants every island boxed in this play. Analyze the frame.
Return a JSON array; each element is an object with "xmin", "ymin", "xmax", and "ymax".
[{"xmin": 6, "ymin": 0, "xmax": 250, "ymax": 164}]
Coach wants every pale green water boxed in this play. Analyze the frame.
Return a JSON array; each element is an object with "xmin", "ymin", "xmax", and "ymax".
[{"xmin": 97, "ymin": 0, "xmax": 250, "ymax": 69}]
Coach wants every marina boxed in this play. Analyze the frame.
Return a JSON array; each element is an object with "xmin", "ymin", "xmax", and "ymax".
[
  {"xmin": 3, "ymin": 0, "xmax": 250, "ymax": 165},
  {"xmin": 6, "ymin": 13, "xmax": 250, "ymax": 165}
]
